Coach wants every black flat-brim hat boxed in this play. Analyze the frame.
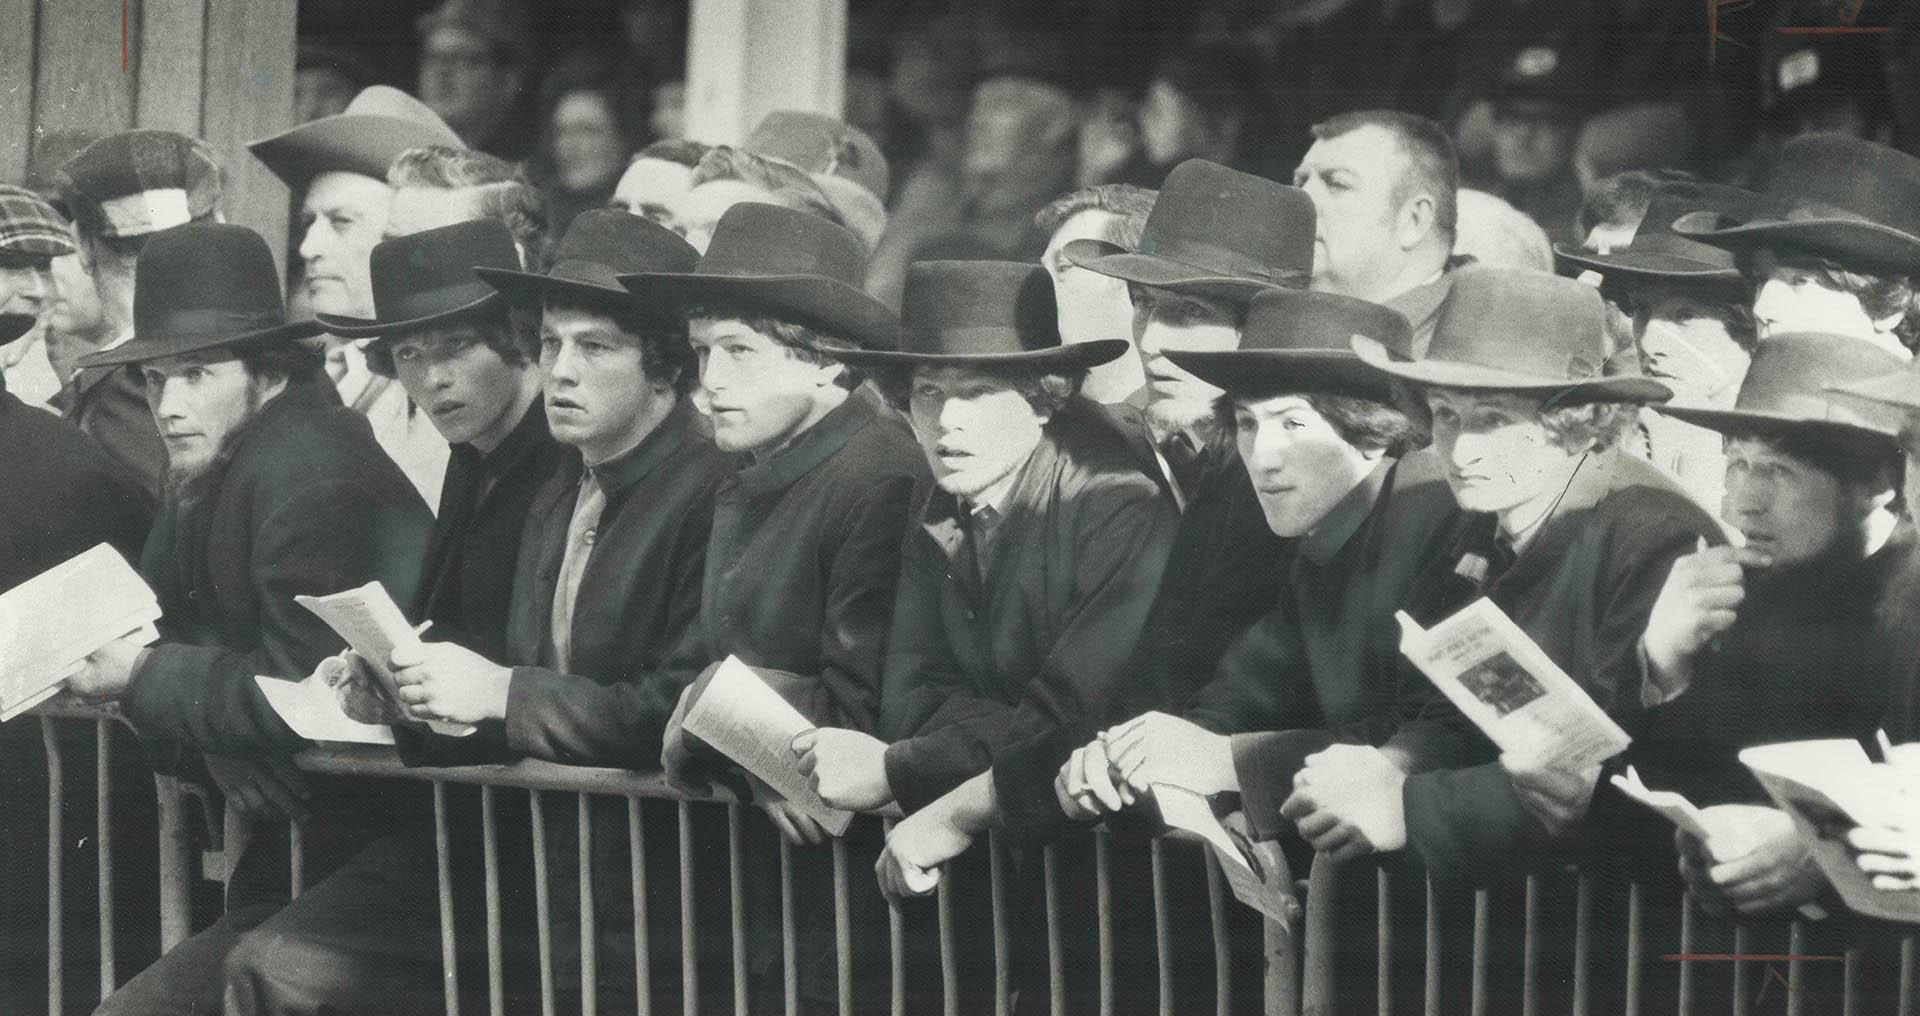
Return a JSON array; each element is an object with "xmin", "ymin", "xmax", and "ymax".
[
  {"xmin": 1828, "ymin": 357, "xmax": 1920, "ymax": 414},
  {"xmin": 247, "ymin": 86, "xmax": 464, "ymax": 189},
  {"xmin": 1671, "ymin": 133, "xmax": 1920, "ymax": 275},
  {"xmin": 317, "ymin": 219, "xmax": 520, "ymax": 338},
  {"xmin": 1064, "ymin": 159, "xmax": 1313, "ymax": 302},
  {"xmin": 79, "ymin": 223, "xmax": 323, "ymax": 368},
  {"xmin": 1663, "ymin": 332, "xmax": 1904, "ymax": 449},
  {"xmin": 1554, "ymin": 182, "xmax": 1759, "ymax": 287},
  {"xmin": 1167, "ymin": 289, "xmax": 1412, "ymax": 401},
  {"xmin": 1352, "ymin": 264, "xmax": 1672, "ymax": 404},
  {"xmin": 0, "ymin": 313, "xmax": 35, "ymax": 344},
  {"xmin": 830, "ymin": 260, "xmax": 1127, "ymax": 369},
  {"xmin": 478, "ymin": 209, "xmax": 696, "ymax": 310}
]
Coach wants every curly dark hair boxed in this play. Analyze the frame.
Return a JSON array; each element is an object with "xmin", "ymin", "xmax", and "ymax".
[
  {"xmin": 683, "ymin": 303, "xmax": 866, "ymax": 391},
  {"xmin": 872, "ymin": 363, "xmax": 1085, "ymax": 416},
  {"xmin": 363, "ymin": 304, "xmax": 541, "ymax": 379},
  {"xmin": 545, "ymin": 292, "xmax": 696, "ymax": 394},
  {"xmin": 1215, "ymin": 389, "xmax": 1429, "ymax": 458}
]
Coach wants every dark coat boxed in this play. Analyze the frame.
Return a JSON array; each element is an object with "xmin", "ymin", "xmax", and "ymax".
[
  {"xmin": 0, "ymin": 375, "xmax": 151, "ymax": 589},
  {"xmin": 878, "ymin": 397, "xmax": 1178, "ymax": 813},
  {"xmin": 120, "ymin": 378, "xmax": 435, "ymax": 766},
  {"xmin": 1398, "ymin": 452, "xmax": 1723, "ymax": 885},
  {"xmin": 62, "ymin": 358, "xmax": 166, "ymax": 507},
  {"xmin": 495, "ymin": 400, "xmax": 734, "ymax": 769}
]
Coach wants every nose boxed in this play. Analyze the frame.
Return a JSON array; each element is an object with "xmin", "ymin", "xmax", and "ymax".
[
  {"xmin": 422, "ymin": 358, "xmax": 453, "ymax": 391},
  {"xmin": 1135, "ymin": 315, "xmax": 1171, "ymax": 359},
  {"xmin": 150, "ymin": 378, "xmax": 187, "ymax": 421},
  {"xmin": 298, "ymin": 217, "xmax": 327, "ymax": 264},
  {"xmin": 546, "ymin": 341, "xmax": 581, "ymax": 386},
  {"xmin": 699, "ymin": 348, "xmax": 730, "ymax": 394},
  {"xmin": 1751, "ymin": 279, "xmax": 1787, "ymax": 332}
]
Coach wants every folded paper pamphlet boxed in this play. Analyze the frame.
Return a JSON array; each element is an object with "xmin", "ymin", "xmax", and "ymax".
[
  {"xmin": 254, "ymin": 669, "xmax": 395, "ymax": 745},
  {"xmin": 295, "ymin": 581, "xmax": 473, "ymax": 737},
  {"xmin": 1611, "ymin": 764, "xmax": 1827, "ymax": 919},
  {"xmin": 682, "ymin": 656, "xmax": 854, "ymax": 836},
  {"xmin": 1154, "ymin": 783, "xmax": 1295, "ymax": 923},
  {"xmin": 1396, "ymin": 600, "xmax": 1630, "ymax": 771},
  {"xmin": 0, "ymin": 544, "xmax": 161, "ymax": 721},
  {"xmin": 1741, "ymin": 739, "xmax": 1920, "ymax": 923}
]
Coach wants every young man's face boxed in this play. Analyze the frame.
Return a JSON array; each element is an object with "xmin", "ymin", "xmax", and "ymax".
[
  {"xmin": 1294, "ymin": 125, "xmax": 1404, "ymax": 300},
  {"xmin": 299, "ymin": 171, "xmax": 392, "ymax": 318},
  {"xmin": 610, "ymin": 157, "xmax": 694, "ymax": 230},
  {"xmin": 1128, "ymin": 283, "xmax": 1240, "ymax": 437},
  {"xmin": 1634, "ymin": 286, "xmax": 1750, "ymax": 404},
  {"xmin": 687, "ymin": 316, "xmax": 842, "ymax": 455},
  {"xmin": 1722, "ymin": 435, "xmax": 1872, "ymax": 570},
  {"xmin": 540, "ymin": 303, "xmax": 671, "ymax": 465},
  {"xmin": 1232, "ymin": 394, "xmax": 1381, "ymax": 537},
  {"xmin": 1425, "ymin": 389, "xmax": 1584, "ymax": 515},
  {"xmin": 140, "ymin": 352, "xmax": 277, "ymax": 485},
  {"xmin": 387, "ymin": 320, "xmax": 536, "ymax": 452},
  {"xmin": 908, "ymin": 365, "xmax": 1048, "ymax": 500},
  {"xmin": 1752, "ymin": 261, "xmax": 1879, "ymax": 341}
]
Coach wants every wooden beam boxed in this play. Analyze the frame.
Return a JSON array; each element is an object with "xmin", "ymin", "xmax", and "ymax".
[
  {"xmin": 133, "ymin": 0, "xmax": 205, "ymax": 136},
  {"xmin": 198, "ymin": 0, "xmax": 295, "ymax": 275},
  {"xmin": 684, "ymin": 0, "xmax": 847, "ymax": 145},
  {"xmin": 30, "ymin": 0, "xmax": 135, "ymax": 171},
  {"xmin": 0, "ymin": 0, "xmax": 38, "ymax": 183}
]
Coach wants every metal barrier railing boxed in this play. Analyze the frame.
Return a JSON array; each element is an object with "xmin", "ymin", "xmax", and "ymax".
[{"xmin": 23, "ymin": 707, "xmax": 1920, "ymax": 1015}]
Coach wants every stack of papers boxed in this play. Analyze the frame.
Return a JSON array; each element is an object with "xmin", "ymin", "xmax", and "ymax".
[
  {"xmin": 0, "ymin": 545, "xmax": 160, "ymax": 720},
  {"xmin": 1741, "ymin": 739, "xmax": 1920, "ymax": 922}
]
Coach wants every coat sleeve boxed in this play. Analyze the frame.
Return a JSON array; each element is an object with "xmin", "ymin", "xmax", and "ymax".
[
  {"xmin": 123, "ymin": 474, "xmax": 432, "ymax": 771},
  {"xmin": 885, "ymin": 477, "xmax": 1177, "ymax": 815}
]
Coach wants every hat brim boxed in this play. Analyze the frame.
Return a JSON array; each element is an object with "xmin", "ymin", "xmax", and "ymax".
[
  {"xmin": 1164, "ymin": 348, "xmax": 1398, "ymax": 400},
  {"xmin": 1350, "ymin": 336, "xmax": 1673, "ymax": 403},
  {"xmin": 829, "ymin": 338, "xmax": 1130, "ymax": 370},
  {"xmin": 619, "ymin": 272, "xmax": 900, "ymax": 351},
  {"xmin": 1062, "ymin": 239, "xmax": 1291, "ymax": 302},
  {"xmin": 315, "ymin": 291, "xmax": 505, "ymax": 339},
  {"xmin": 78, "ymin": 319, "xmax": 326, "ymax": 369},
  {"xmin": 474, "ymin": 266, "xmax": 631, "ymax": 308},
  {"xmin": 1827, "ymin": 370, "xmax": 1920, "ymax": 413},
  {"xmin": 1658, "ymin": 402, "xmax": 1900, "ymax": 447},
  {"xmin": 0, "ymin": 313, "xmax": 35, "ymax": 344},
  {"xmin": 1671, "ymin": 212, "xmax": 1920, "ymax": 274},
  {"xmin": 248, "ymin": 114, "xmax": 459, "ymax": 188},
  {"xmin": 1552, "ymin": 244, "xmax": 1744, "ymax": 284}
]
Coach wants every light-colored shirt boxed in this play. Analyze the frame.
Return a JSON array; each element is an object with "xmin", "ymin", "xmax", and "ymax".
[{"xmin": 548, "ymin": 470, "xmax": 606, "ymax": 673}]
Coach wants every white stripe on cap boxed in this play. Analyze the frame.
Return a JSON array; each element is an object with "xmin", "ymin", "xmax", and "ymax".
[{"xmin": 100, "ymin": 188, "xmax": 192, "ymax": 237}]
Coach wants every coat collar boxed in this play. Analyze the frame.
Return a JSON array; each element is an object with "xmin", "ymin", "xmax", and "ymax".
[
  {"xmin": 732, "ymin": 394, "xmax": 874, "ymax": 497},
  {"xmin": 1297, "ymin": 456, "xmax": 1393, "ymax": 568},
  {"xmin": 585, "ymin": 397, "xmax": 705, "ymax": 498},
  {"xmin": 463, "ymin": 396, "xmax": 553, "ymax": 477}
]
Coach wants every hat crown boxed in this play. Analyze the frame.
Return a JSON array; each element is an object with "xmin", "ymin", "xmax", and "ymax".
[
  {"xmin": 548, "ymin": 209, "xmax": 697, "ymax": 285},
  {"xmin": 1756, "ymin": 133, "xmax": 1920, "ymax": 238},
  {"xmin": 694, "ymin": 203, "xmax": 868, "ymax": 289},
  {"xmin": 367, "ymin": 219, "xmax": 519, "ymax": 323},
  {"xmin": 900, "ymin": 261, "xmax": 1060, "ymax": 358},
  {"xmin": 744, "ymin": 111, "xmax": 890, "ymax": 200},
  {"xmin": 1632, "ymin": 182, "xmax": 1761, "ymax": 244},
  {"xmin": 1729, "ymin": 332, "xmax": 1905, "ymax": 433},
  {"xmin": 1428, "ymin": 265, "xmax": 1614, "ymax": 382},
  {"xmin": 1243, "ymin": 289, "xmax": 1412, "ymax": 358},
  {"xmin": 63, "ymin": 130, "xmax": 222, "ymax": 237},
  {"xmin": 342, "ymin": 85, "xmax": 451, "ymax": 129},
  {"xmin": 1135, "ymin": 160, "xmax": 1315, "ymax": 286},
  {"xmin": 133, "ymin": 223, "xmax": 287, "ymax": 341}
]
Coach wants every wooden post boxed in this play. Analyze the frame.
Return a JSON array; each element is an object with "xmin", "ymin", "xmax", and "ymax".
[{"xmin": 684, "ymin": 0, "xmax": 848, "ymax": 145}]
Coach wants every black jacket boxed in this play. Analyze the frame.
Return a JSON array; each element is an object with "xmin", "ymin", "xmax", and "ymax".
[
  {"xmin": 62, "ymin": 358, "xmax": 166, "ymax": 508},
  {"xmin": 0, "ymin": 374, "xmax": 151, "ymax": 590}
]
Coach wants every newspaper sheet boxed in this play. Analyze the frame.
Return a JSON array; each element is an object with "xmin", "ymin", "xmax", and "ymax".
[
  {"xmin": 295, "ymin": 581, "xmax": 473, "ymax": 737},
  {"xmin": 0, "ymin": 544, "xmax": 161, "ymax": 720},
  {"xmin": 682, "ymin": 656, "xmax": 854, "ymax": 836},
  {"xmin": 254, "ymin": 671, "xmax": 396, "ymax": 745},
  {"xmin": 1154, "ymin": 784, "xmax": 1295, "ymax": 923}
]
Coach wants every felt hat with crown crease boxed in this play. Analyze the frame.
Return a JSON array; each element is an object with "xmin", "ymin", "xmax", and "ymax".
[
  {"xmin": 1064, "ymin": 159, "xmax": 1314, "ymax": 302},
  {"xmin": 1671, "ymin": 133, "xmax": 1920, "ymax": 274},
  {"xmin": 1167, "ymin": 289, "xmax": 1412, "ymax": 401},
  {"xmin": 248, "ymin": 85, "xmax": 464, "ymax": 189},
  {"xmin": 1662, "ymin": 332, "xmax": 1903, "ymax": 450},
  {"xmin": 1828, "ymin": 356, "xmax": 1920, "ymax": 414},
  {"xmin": 829, "ymin": 261, "xmax": 1126, "ymax": 369},
  {"xmin": 618, "ymin": 202, "xmax": 899, "ymax": 350},
  {"xmin": 1352, "ymin": 264, "xmax": 1671, "ymax": 404},
  {"xmin": 77, "ymin": 223, "xmax": 322, "ymax": 368},
  {"xmin": 744, "ymin": 110, "xmax": 890, "ymax": 203},
  {"xmin": 1554, "ymin": 182, "xmax": 1759, "ymax": 286},
  {"xmin": 478, "ymin": 209, "xmax": 696, "ymax": 310},
  {"xmin": 316, "ymin": 219, "xmax": 521, "ymax": 338}
]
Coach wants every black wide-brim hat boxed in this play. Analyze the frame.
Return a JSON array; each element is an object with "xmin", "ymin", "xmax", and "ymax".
[
  {"xmin": 247, "ymin": 86, "xmax": 464, "ymax": 189},
  {"xmin": 1063, "ymin": 159, "xmax": 1313, "ymax": 302},
  {"xmin": 1352, "ymin": 264, "xmax": 1672, "ymax": 404},
  {"xmin": 830, "ymin": 260, "xmax": 1128, "ymax": 369},
  {"xmin": 1671, "ymin": 133, "xmax": 1920, "ymax": 275},
  {"xmin": 620, "ymin": 202, "xmax": 899, "ymax": 351},
  {"xmin": 1554, "ymin": 182, "xmax": 1759, "ymax": 287},
  {"xmin": 478, "ymin": 209, "xmax": 696, "ymax": 311},
  {"xmin": 0, "ymin": 312, "xmax": 36, "ymax": 345},
  {"xmin": 317, "ymin": 219, "xmax": 521, "ymax": 339},
  {"xmin": 1167, "ymin": 289, "xmax": 1412, "ymax": 401},
  {"xmin": 80, "ymin": 223, "xmax": 323, "ymax": 368},
  {"xmin": 1662, "ymin": 332, "xmax": 1904, "ymax": 449}
]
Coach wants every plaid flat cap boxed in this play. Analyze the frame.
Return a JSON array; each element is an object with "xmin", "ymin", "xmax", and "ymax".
[
  {"xmin": 0, "ymin": 185, "xmax": 75, "ymax": 258},
  {"xmin": 60, "ymin": 130, "xmax": 223, "ymax": 239}
]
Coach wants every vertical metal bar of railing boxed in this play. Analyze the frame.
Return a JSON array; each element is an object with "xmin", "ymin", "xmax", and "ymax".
[
  {"xmin": 1469, "ymin": 887, "xmax": 1489, "ymax": 1016},
  {"xmin": 435, "ymin": 782, "xmax": 460, "ymax": 1016},
  {"xmin": 1676, "ymin": 893, "xmax": 1695, "ymax": 1016},
  {"xmin": 1423, "ymin": 876, "xmax": 1439, "ymax": 1016},
  {"xmin": 96, "ymin": 719, "xmax": 115, "ymax": 997},
  {"xmin": 1303, "ymin": 856, "xmax": 1339, "ymax": 1016},
  {"xmin": 726, "ymin": 805, "xmax": 745, "ymax": 1016},
  {"xmin": 1152, "ymin": 839, "xmax": 1173, "ymax": 1016},
  {"xmin": 1785, "ymin": 921, "xmax": 1805, "ymax": 1016},
  {"xmin": 483, "ymin": 785, "xmax": 504, "ymax": 1016},
  {"xmin": 42, "ymin": 717, "xmax": 63, "ymax": 1016},
  {"xmin": 1043, "ymin": 843, "xmax": 1064, "ymax": 1016},
  {"xmin": 532, "ymin": 789, "xmax": 556, "ymax": 1016},
  {"xmin": 1573, "ymin": 870, "xmax": 1592, "ymax": 1016},
  {"xmin": 1096, "ymin": 829, "xmax": 1114, "ymax": 1016},
  {"xmin": 883, "ymin": 818, "xmax": 903, "ymax": 1016},
  {"xmin": 155, "ymin": 775, "xmax": 192, "ymax": 952},
  {"xmin": 1267, "ymin": 912, "xmax": 1298, "ymax": 1016},
  {"xmin": 628, "ymin": 797, "xmax": 649, "ymax": 1016},
  {"xmin": 833, "ymin": 836, "xmax": 852, "ymax": 1016},
  {"xmin": 1733, "ymin": 923, "xmax": 1751, "ymax": 1016},
  {"xmin": 988, "ymin": 829, "xmax": 1009, "ymax": 1016},
  {"xmin": 581, "ymin": 792, "xmax": 599, "ymax": 1016},
  {"xmin": 678, "ymin": 801, "xmax": 696, "ymax": 1016},
  {"xmin": 290, "ymin": 818, "xmax": 305, "ymax": 898},
  {"xmin": 1841, "ymin": 945, "xmax": 1860, "ymax": 1016},
  {"xmin": 780, "ymin": 835, "xmax": 797, "ymax": 1016},
  {"xmin": 1375, "ymin": 869, "xmax": 1390, "ymax": 1016},
  {"xmin": 1206, "ymin": 851, "xmax": 1228, "ymax": 1016},
  {"xmin": 1901, "ymin": 935, "xmax": 1916, "ymax": 1016},
  {"xmin": 1623, "ymin": 882, "xmax": 1642, "ymax": 1016},
  {"xmin": 936, "ymin": 872, "xmax": 958, "ymax": 1016},
  {"xmin": 1521, "ymin": 873, "xmax": 1539, "ymax": 1016}
]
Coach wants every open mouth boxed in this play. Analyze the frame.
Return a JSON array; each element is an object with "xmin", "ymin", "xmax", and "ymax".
[{"xmin": 547, "ymin": 396, "xmax": 585, "ymax": 412}]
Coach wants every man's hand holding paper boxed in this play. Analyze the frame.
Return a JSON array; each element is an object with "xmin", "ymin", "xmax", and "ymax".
[
  {"xmin": 67, "ymin": 634, "xmax": 151, "ymax": 702},
  {"xmin": 389, "ymin": 641, "xmax": 513, "ymax": 726}
]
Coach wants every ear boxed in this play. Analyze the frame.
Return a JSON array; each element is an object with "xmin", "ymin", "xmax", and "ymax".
[{"xmin": 1396, "ymin": 192, "xmax": 1435, "ymax": 251}]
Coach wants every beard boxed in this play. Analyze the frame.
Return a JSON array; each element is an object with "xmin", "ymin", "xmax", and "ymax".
[{"xmin": 161, "ymin": 383, "xmax": 276, "ymax": 503}]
